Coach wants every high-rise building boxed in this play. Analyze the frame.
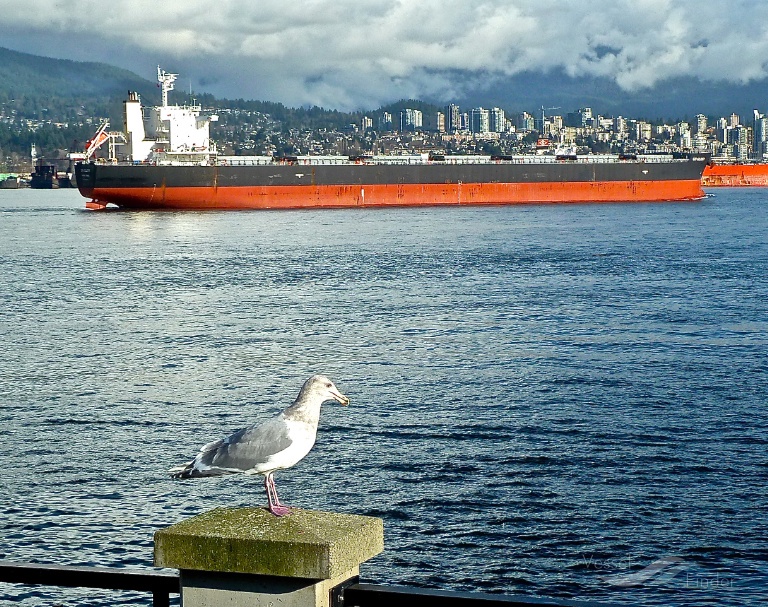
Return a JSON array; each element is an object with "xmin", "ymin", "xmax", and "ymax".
[
  {"xmin": 517, "ymin": 112, "xmax": 535, "ymax": 132},
  {"xmin": 436, "ymin": 112, "xmax": 446, "ymax": 133},
  {"xmin": 717, "ymin": 117, "xmax": 728, "ymax": 143},
  {"xmin": 730, "ymin": 113, "xmax": 740, "ymax": 128},
  {"xmin": 470, "ymin": 108, "xmax": 490, "ymax": 134},
  {"xmin": 379, "ymin": 112, "xmax": 392, "ymax": 131},
  {"xmin": 565, "ymin": 107, "xmax": 593, "ymax": 129},
  {"xmin": 729, "ymin": 124, "xmax": 750, "ymax": 158},
  {"xmin": 489, "ymin": 107, "xmax": 506, "ymax": 133},
  {"xmin": 400, "ymin": 109, "xmax": 422, "ymax": 131},
  {"xmin": 361, "ymin": 116, "xmax": 373, "ymax": 132},
  {"xmin": 635, "ymin": 121, "xmax": 652, "ymax": 141},
  {"xmin": 542, "ymin": 115, "xmax": 563, "ymax": 138},
  {"xmin": 753, "ymin": 110, "xmax": 767, "ymax": 154},
  {"xmin": 695, "ymin": 114, "xmax": 707, "ymax": 135},
  {"xmin": 445, "ymin": 104, "xmax": 461, "ymax": 132}
]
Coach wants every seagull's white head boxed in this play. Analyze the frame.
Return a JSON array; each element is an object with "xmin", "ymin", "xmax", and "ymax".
[{"xmin": 301, "ymin": 374, "xmax": 350, "ymax": 406}]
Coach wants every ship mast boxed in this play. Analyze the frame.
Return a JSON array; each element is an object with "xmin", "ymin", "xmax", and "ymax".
[{"xmin": 157, "ymin": 66, "xmax": 178, "ymax": 107}]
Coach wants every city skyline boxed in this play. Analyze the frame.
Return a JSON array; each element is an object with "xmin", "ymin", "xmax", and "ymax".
[
  {"xmin": 380, "ymin": 104, "xmax": 768, "ymax": 160},
  {"xmin": 3, "ymin": 1, "xmax": 768, "ymax": 112}
]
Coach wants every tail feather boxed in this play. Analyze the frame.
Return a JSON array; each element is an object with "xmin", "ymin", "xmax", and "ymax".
[
  {"xmin": 168, "ymin": 460, "xmax": 196, "ymax": 479},
  {"xmin": 168, "ymin": 459, "xmax": 238, "ymax": 479}
]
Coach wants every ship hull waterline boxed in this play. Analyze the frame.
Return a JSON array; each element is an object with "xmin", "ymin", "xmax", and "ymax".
[{"xmin": 76, "ymin": 161, "xmax": 707, "ymax": 211}]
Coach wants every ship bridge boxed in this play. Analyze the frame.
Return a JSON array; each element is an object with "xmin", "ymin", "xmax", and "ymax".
[{"xmin": 124, "ymin": 67, "xmax": 218, "ymax": 164}]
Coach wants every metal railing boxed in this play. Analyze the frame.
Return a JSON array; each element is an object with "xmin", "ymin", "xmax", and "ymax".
[
  {"xmin": 0, "ymin": 560, "xmax": 179, "ymax": 607},
  {"xmin": 340, "ymin": 582, "xmax": 606, "ymax": 607},
  {"xmin": 0, "ymin": 560, "xmax": 609, "ymax": 607}
]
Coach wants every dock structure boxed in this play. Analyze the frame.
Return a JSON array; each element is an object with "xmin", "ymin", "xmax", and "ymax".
[{"xmin": 154, "ymin": 507, "xmax": 384, "ymax": 607}]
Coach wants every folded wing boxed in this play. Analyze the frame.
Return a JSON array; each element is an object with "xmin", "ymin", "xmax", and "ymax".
[{"xmin": 170, "ymin": 417, "xmax": 293, "ymax": 478}]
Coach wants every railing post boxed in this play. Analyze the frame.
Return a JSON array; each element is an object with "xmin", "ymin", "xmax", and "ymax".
[
  {"xmin": 154, "ymin": 507, "xmax": 384, "ymax": 607},
  {"xmin": 152, "ymin": 588, "xmax": 170, "ymax": 607}
]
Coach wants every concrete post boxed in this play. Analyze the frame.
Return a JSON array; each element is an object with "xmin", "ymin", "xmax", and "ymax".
[{"xmin": 154, "ymin": 507, "xmax": 384, "ymax": 607}]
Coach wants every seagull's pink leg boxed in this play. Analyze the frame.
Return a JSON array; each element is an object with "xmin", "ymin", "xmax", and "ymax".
[
  {"xmin": 264, "ymin": 475, "xmax": 275, "ymax": 509},
  {"xmin": 265, "ymin": 473, "xmax": 291, "ymax": 516}
]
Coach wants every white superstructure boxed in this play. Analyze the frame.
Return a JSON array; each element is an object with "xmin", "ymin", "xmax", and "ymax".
[{"xmin": 123, "ymin": 67, "xmax": 218, "ymax": 164}]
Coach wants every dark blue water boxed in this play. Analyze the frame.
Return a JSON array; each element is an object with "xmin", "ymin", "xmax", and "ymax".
[{"xmin": 1, "ymin": 188, "xmax": 766, "ymax": 606}]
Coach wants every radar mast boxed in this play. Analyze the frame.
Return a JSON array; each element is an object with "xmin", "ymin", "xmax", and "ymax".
[{"xmin": 157, "ymin": 66, "xmax": 178, "ymax": 107}]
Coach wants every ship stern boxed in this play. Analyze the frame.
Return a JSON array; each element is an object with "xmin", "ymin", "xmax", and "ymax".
[
  {"xmin": 74, "ymin": 162, "xmax": 107, "ymax": 209},
  {"xmin": 75, "ymin": 162, "xmax": 95, "ymax": 195}
]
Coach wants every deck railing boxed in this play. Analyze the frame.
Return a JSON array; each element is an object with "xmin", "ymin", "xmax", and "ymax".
[{"xmin": 214, "ymin": 153, "xmax": 696, "ymax": 167}]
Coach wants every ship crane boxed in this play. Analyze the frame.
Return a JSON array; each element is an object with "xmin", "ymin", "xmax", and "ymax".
[
  {"xmin": 68, "ymin": 120, "xmax": 126, "ymax": 164},
  {"xmin": 83, "ymin": 120, "xmax": 111, "ymax": 160}
]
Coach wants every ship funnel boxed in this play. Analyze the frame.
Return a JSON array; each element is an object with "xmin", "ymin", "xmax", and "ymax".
[{"xmin": 124, "ymin": 92, "xmax": 149, "ymax": 162}]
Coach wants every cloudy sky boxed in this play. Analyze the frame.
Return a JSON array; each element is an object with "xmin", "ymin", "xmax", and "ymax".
[{"xmin": 2, "ymin": 0, "xmax": 768, "ymax": 110}]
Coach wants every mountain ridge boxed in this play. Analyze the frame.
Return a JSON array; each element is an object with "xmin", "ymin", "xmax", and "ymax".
[
  {"xmin": 448, "ymin": 69, "xmax": 768, "ymax": 122},
  {"xmin": 2, "ymin": 46, "xmax": 768, "ymax": 124},
  {"xmin": 0, "ymin": 47, "xmax": 156, "ymax": 104}
]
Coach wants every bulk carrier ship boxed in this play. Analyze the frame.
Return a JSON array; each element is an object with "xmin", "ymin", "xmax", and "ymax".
[
  {"xmin": 702, "ymin": 162, "xmax": 768, "ymax": 186},
  {"xmin": 76, "ymin": 68, "xmax": 707, "ymax": 211}
]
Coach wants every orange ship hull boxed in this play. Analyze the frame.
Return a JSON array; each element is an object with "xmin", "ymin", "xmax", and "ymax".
[
  {"xmin": 82, "ymin": 179, "xmax": 705, "ymax": 211},
  {"xmin": 702, "ymin": 163, "xmax": 768, "ymax": 187}
]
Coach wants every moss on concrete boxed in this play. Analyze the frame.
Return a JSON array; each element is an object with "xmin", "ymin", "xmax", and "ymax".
[{"xmin": 154, "ymin": 507, "xmax": 384, "ymax": 579}]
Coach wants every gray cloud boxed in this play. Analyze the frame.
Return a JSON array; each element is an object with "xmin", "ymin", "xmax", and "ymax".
[{"xmin": 2, "ymin": 0, "xmax": 768, "ymax": 110}]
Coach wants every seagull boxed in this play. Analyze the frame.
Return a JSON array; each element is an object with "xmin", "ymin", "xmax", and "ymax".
[{"xmin": 169, "ymin": 375, "xmax": 349, "ymax": 516}]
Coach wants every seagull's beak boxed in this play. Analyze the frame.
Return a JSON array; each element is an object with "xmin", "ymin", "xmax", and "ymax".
[{"xmin": 331, "ymin": 388, "xmax": 350, "ymax": 406}]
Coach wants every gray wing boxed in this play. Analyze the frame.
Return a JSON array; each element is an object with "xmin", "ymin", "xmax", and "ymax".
[
  {"xmin": 171, "ymin": 417, "xmax": 293, "ymax": 478},
  {"xmin": 202, "ymin": 417, "xmax": 293, "ymax": 471}
]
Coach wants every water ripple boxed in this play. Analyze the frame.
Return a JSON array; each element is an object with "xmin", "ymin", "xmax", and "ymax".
[{"xmin": 0, "ymin": 190, "xmax": 766, "ymax": 606}]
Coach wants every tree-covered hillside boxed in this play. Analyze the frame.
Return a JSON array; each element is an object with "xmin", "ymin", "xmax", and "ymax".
[
  {"xmin": 0, "ymin": 47, "xmax": 158, "ymax": 120},
  {"xmin": 0, "ymin": 47, "xmax": 378, "ymax": 169}
]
